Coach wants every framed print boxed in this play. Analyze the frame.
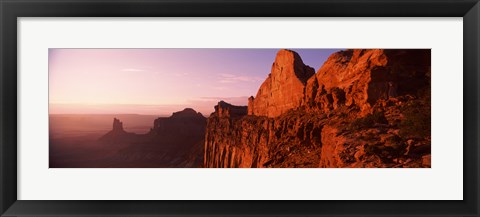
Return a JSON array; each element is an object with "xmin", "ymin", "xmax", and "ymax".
[{"xmin": 1, "ymin": 0, "xmax": 479, "ymax": 216}]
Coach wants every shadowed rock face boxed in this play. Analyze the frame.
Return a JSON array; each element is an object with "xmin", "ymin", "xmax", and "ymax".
[
  {"xmin": 248, "ymin": 49, "xmax": 315, "ymax": 118},
  {"xmin": 205, "ymin": 49, "xmax": 431, "ymax": 168},
  {"xmin": 99, "ymin": 118, "xmax": 138, "ymax": 146},
  {"xmin": 171, "ymin": 108, "xmax": 204, "ymax": 118},
  {"xmin": 112, "ymin": 118, "xmax": 124, "ymax": 131},
  {"xmin": 151, "ymin": 108, "xmax": 207, "ymax": 149},
  {"xmin": 153, "ymin": 108, "xmax": 206, "ymax": 138}
]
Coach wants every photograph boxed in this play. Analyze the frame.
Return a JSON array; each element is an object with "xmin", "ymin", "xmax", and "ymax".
[
  {"xmin": 48, "ymin": 48, "xmax": 431, "ymax": 168},
  {"xmin": 3, "ymin": 0, "xmax": 477, "ymax": 215}
]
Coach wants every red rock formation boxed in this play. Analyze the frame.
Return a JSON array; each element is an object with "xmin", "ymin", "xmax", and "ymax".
[
  {"xmin": 247, "ymin": 96, "xmax": 255, "ymax": 115},
  {"xmin": 204, "ymin": 49, "xmax": 431, "ymax": 168},
  {"xmin": 153, "ymin": 108, "xmax": 206, "ymax": 135},
  {"xmin": 171, "ymin": 108, "xmax": 204, "ymax": 118},
  {"xmin": 112, "ymin": 118, "xmax": 124, "ymax": 132},
  {"xmin": 212, "ymin": 101, "xmax": 247, "ymax": 118},
  {"xmin": 248, "ymin": 49, "xmax": 315, "ymax": 117},
  {"xmin": 304, "ymin": 49, "xmax": 431, "ymax": 114},
  {"xmin": 99, "ymin": 118, "xmax": 138, "ymax": 147},
  {"xmin": 204, "ymin": 110, "xmax": 325, "ymax": 168}
]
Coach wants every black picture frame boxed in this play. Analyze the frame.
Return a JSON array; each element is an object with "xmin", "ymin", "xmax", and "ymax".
[{"xmin": 1, "ymin": 0, "xmax": 479, "ymax": 216}]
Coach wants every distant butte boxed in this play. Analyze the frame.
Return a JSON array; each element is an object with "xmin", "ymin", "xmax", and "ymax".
[
  {"xmin": 171, "ymin": 108, "xmax": 205, "ymax": 119},
  {"xmin": 112, "ymin": 118, "xmax": 124, "ymax": 132},
  {"xmin": 97, "ymin": 108, "xmax": 207, "ymax": 168}
]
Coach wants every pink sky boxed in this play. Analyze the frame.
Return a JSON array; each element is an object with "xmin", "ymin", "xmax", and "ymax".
[{"xmin": 49, "ymin": 49, "xmax": 338, "ymax": 116}]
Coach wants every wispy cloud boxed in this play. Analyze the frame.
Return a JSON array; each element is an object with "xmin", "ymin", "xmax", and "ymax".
[
  {"xmin": 122, "ymin": 68, "xmax": 145, "ymax": 72},
  {"xmin": 174, "ymin": 72, "xmax": 190, "ymax": 77},
  {"xmin": 218, "ymin": 73, "xmax": 263, "ymax": 84}
]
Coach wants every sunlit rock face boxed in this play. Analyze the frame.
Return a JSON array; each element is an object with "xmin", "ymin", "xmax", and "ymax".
[
  {"xmin": 304, "ymin": 49, "xmax": 431, "ymax": 115},
  {"xmin": 205, "ymin": 49, "xmax": 431, "ymax": 168},
  {"xmin": 211, "ymin": 101, "xmax": 247, "ymax": 118},
  {"xmin": 248, "ymin": 49, "xmax": 315, "ymax": 118}
]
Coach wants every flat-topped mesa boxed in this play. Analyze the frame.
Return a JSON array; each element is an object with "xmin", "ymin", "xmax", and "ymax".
[
  {"xmin": 171, "ymin": 108, "xmax": 205, "ymax": 119},
  {"xmin": 153, "ymin": 108, "xmax": 206, "ymax": 134},
  {"xmin": 213, "ymin": 101, "xmax": 247, "ymax": 118},
  {"xmin": 248, "ymin": 49, "xmax": 315, "ymax": 117},
  {"xmin": 304, "ymin": 49, "xmax": 431, "ymax": 114},
  {"xmin": 112, "ymin": 118, "xmax": 124, "ymax": 132}
]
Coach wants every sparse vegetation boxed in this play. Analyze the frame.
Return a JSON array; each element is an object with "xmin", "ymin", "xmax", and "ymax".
[
  {"xmin": 399, "ymin": 97, "xmax": 431, "ymax": 139},
  {"xmin": 348, "ymin": 112, "xmax": 388, "ymax": 131}
]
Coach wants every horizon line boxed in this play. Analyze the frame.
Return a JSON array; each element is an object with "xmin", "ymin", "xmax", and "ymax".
[{"xmin": 48, "ymin": 112, "xmax": 211, "ymax": 117}]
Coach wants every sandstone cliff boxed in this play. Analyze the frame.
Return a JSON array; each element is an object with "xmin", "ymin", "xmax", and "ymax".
[
  {"xmin": 205, "ymin": 49, "xmax": 431, "ymax": 168},
  {"xmin": 248, "ymin": 49, "xmax": 315, "ymax": 118},
  {"xmin": 205, "ymin": 109, "xmax": 326, "ymax": 168}
]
